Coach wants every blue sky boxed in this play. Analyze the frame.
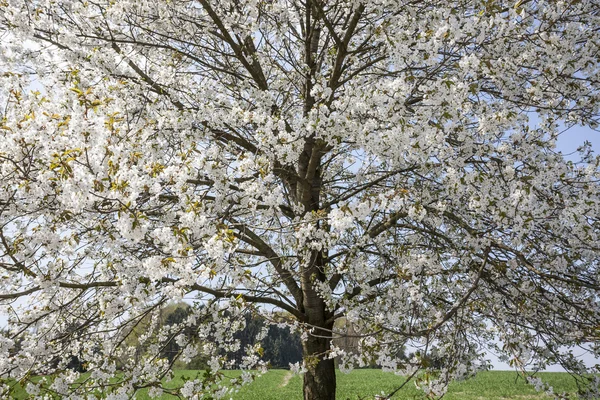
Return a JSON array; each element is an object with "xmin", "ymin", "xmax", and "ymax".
[{"xmin": 556, "ymin": 125, "xmax": 599, "ymax": 159}]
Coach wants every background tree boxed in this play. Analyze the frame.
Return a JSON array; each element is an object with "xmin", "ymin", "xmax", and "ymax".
[
  {"xmin": 1, "ymin": 1, "xmax": 600, "ymax": 399},
  {"xmin": 115, "ymin": 302, "xmax": 210, "ymax": 369},
  {"xmin": 260, "ymin": 319, "xmax": 303, "ymax": 369},
  {"xmin": 229, "ymin": 312, "xmax": 303, "ymax": 369}
]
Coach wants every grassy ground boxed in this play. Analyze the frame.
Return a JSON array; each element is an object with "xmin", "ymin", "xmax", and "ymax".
[
  {"xmin": 5, "ymin": 369, "xmax": 582, "ymax": 399},
  {"xmin": 138, "ymin": 370, "xmax": 580, "ymax": 400}
]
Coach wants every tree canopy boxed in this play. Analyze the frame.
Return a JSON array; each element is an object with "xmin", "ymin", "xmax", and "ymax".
[{"xmin": 0, "ymin": 0, "xmax": 599, "ymax": 399}]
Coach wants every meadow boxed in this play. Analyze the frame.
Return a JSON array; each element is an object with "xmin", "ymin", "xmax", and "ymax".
[
  {"xmin": 4, "ymin": 369, "xmax": 584, "ymax": 399},
  {"xmin": 203, "ymin": 369, "xmax": 579, "ymax": 400}
]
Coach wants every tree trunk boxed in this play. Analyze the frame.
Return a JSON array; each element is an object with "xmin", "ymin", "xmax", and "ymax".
[
  {"xmin": 302, "ymin": 323, "xmax": 336, "ymax": 400},
  {"xmin": 299, "ymin": 9, "xmax": 333, "ymax": 394},
  {"xmin": 301, "ymin": 250, "xmax": 336, "ymax": 399}
]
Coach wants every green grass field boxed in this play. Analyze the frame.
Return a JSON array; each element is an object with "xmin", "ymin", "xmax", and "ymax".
[
  {"xmin": 143, "ymin": 370, "xmax": 581, "ymax": 400},
  {"xmin": 4, "ymin": 370, "xmax": 584, "ymax": 399},
  {"xmin": 223, "ymin": 370, "xmax": 577, "ymax": 400}
]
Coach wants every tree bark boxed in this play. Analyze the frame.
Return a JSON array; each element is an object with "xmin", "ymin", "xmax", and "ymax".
[
  {"xmin": 302, "ymin": 328, "xmax": 336, "ymax": 400},
  {"xmin": 298, "ymin": 4, "xmax": 335, "ymax": 398},
  {"xmin": 301, "ymin": 250, "xmax": 336, "ymax": 399}
]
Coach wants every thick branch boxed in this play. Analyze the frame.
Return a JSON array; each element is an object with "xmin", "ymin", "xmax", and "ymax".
[
  {"xmin": 230, "ymin": 220, "xmax": 303, "ymax": 305},
  {"xmin": 366, "ymin": 210, "xmax": 409, "ymax": 238},
  {"xmin": 197, "ymin": 0, "xmax": 269, "ymax": 90}
]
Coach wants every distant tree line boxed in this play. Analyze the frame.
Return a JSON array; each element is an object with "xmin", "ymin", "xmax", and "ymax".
[
  {"xmin": 227, "ymin": 313, "xmax": 303, "ymax": 369},
  {"xmin": 137, "ymin": 305, "xmax": 304, "ymax": 370},
  {"xmin": 35, "ymin": 306, "xmax": 420, "ymax": 372}
]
